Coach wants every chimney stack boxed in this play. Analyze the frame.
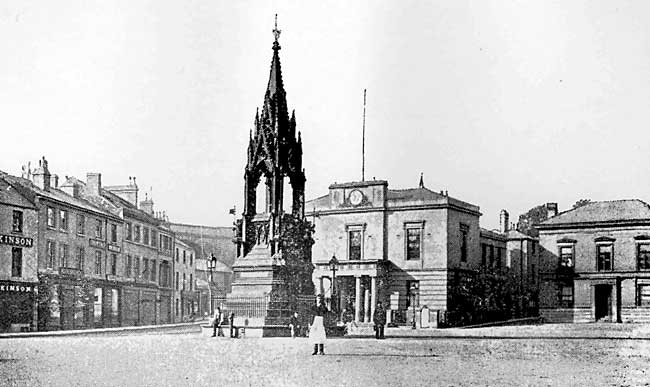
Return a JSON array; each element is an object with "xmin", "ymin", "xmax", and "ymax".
[
  {"xmin": 87, "ymin": 173, "xmax": 102, "ymax": 196},
  {"xmin": 139, "ymin": 193, "xmax": 154, "ymax": 215},
  {"xmin": 546, "ymin": 202, "xmax": 558, "ymax": 218},
  {"xmin": 32, "ymin": 157, "xmax": 51, "ymax": 191},
  {"xmin": 499, "ymin": 209, "xmax": 509, "ymax": 233},
  {"xmin": 104, "ymin": 177, "xmax": 138, "ymax": 206},
  {"xmin": 61, "ymin": 182, "xmax": 81, "ymax": 198},
  {"xmin": 50, "ymin": 174, "xmax": 59, "ymax": 188}
]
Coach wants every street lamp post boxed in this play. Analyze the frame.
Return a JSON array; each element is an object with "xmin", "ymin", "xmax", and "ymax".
[
  {"xmin": 329, "ymin": 255, "xmax": 339, "ymax": 320},
  {"xmin": 207, "ymin": 253, "xmax": 217, "ymax": 316},
  {"xmin": 410, "ymin": 282, "xmax": 418, "ymax": 329}
]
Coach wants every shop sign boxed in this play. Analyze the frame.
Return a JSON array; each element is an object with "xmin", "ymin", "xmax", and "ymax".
[
  {"xmin": 0, "ymin": 282, "xmax": 35, "ymax": 293},
  {"xmin": 0, "ymin": 234, "xmax": 34, "ymax": 248},
  {"xmin": 107, "ymin": 244, "xmax": 121, "ymax": 253},
  {"xmin": 59, "ymin": 267, "xmax": 83, "ymax": 277},
  {"xmin": 89, "ymin": 238, "xmax": 106, "ymax": 249}
]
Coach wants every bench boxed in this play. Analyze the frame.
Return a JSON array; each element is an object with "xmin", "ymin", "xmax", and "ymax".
[{"xmin": 200, "ymin": 324, "xmax": 290, "ymax": 338}]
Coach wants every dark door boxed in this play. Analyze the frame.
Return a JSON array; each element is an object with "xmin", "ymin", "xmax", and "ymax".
[
  {"xmin": 594, "ymin": 285, "xmax": 612, "ymax": 321},
  {"xmin": 61, "ymin": 286, "xmax": 75, "ymax": 330}
]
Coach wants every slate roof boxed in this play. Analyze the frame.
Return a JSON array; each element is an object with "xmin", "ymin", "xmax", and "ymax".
[
  {"xmin": 480, "ymin": 228, "xmax": 506, "ymax": 241},
  {"xmin": 505, "ymin": 229, "xmax": 536, "ymax": 240},
  {"xmin": 0, "ymin": 175, "xmax": 36, "ymax": 209},
  {"xmin": 60, "ymin": 176, "xmax": 161, "ymax": 225},
  {"xmin": 387, "ymin": 187, "xmax": 445, "ymax": 201},
  {"xmin": 540, "ymin": 199, "xmax": 650, "ymax": 226},
  {"xmin": 4, "ymin": 173, "xmax": 119, "ymax": 219}
]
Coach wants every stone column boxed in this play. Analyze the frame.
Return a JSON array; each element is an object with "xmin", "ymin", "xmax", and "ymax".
[
  {"xmin": 364, "ymin": 288, "xmax": 370, "ymax": 322},
  {"xmin": 318, "ymin": 277, "xmax": 324, "ymax": 296},
  {"xmin": 355, "ymin": 276, "xmax": 361, "ymax": 323},
  {"xmin": 370, "ymin": 276, "xmax": 377, "ymax": 323}
]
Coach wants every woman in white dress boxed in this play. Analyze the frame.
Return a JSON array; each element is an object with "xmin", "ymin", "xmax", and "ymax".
[{"xmin": 309, "ymin": 295, "xmax": 329, "ymax": 355}]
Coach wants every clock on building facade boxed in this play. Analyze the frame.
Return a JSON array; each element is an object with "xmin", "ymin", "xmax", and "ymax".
[{"xmin": 349, "ymin": 190, "xmax": 364, "ymax": 206}]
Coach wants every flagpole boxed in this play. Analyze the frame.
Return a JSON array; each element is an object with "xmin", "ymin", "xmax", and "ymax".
[{"xmin": 362, "ymin": 89, "xmax": 366, "ymax": 181}]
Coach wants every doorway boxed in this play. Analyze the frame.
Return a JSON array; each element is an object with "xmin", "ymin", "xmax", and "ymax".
[{"xmin": 594, "ymin": 284, "xmax": 612, "ymax": 321}]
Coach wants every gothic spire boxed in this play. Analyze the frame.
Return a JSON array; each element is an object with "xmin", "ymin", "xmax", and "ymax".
[{"xmin": 263, "ymin": 14, "xmax": 288, "ymax": 130}]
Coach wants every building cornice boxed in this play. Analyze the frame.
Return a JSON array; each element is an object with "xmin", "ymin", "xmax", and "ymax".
[
  {"xmin": 306, "ymin": 202, "xmax": 481, "ymax": 218},
  {"xmin": 328, "ymin": 180, "xmax": 388, "ymax": 189},
  {"xmin": 537, "ymin": 219, "xmax": 650, "ymax": 231},
  {"xmin": 0, "ymin": 200, "xmax": 36, "ymax": 211}
]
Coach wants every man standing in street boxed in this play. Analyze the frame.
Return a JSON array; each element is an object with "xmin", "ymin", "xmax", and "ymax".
[
  {"xmin": 373, "ymin": 301, "xmax": 386, "ymax": 339},
  {"xmin": 289, "ymin": 312, "xmax": 300, "ymax": 338},
  {"xmin": 229, "ymin": 312, "xmax": 237, "ymax": 338},
  {"xmin": 211, "ymin": 307, "xmax": 224, "ymax": 337}
]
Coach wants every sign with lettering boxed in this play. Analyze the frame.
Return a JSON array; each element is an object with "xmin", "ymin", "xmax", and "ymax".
[
  {"xmin": 89, "ymin": 238, "xmax": 106, "ymax": 249},
  {"xmin": 107, "ymin": 244, "xmax": 121, "ymax": 253},
  {"xmin": 0, "ymin": 282, "xmax": 35, "ymax": 293},
  {"xmin": 59, "ymin": 267, "xmax": 82, "ymax": 277},
  {"xmin": 0, "ymin": 234, "xmax": 34, "ymax": 248}
]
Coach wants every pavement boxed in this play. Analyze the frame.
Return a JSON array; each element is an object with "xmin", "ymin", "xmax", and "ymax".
[
  {"xmin": 0, "ymin": 321, "xmax": 203, "ymax": 339},
  {"xmin": 379, "ymin": 322, "xmax": 650, "ymax": 339},
  {"xmin": 1, "ymin": 324, "xmax": 649, "ymax": 386},
  {"xmin": 6, "ymin": 320, "xmax": 650, "ymax": 340}
]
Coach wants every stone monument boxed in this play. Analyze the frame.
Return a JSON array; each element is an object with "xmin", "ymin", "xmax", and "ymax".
[{"xmin": 229, "ymin": 17, "xmax": 315, "ymax": 336}]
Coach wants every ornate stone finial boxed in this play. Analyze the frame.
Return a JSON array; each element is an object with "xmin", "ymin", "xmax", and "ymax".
[
  {"xmin": 272, "ymin": 14, "xmax": 281, "ymax": 42},
  {"xmin": 419, "ymin": 172, "xmax": 424, "ymax": 188}
]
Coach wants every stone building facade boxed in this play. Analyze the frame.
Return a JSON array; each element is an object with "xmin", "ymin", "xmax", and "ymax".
[
  {"xmin": 100, "ymin": 180, "xmax": 174, "ymax": 326},
  {"xmin": 173, "ymin": 238, "xmax": 197, "ymax": 322},
  {"xmin": 0, "ymin": 174, "xmax": 39, "ymax": 332},
  {"xmin": 0, "ymin": 160, "xmax": 232, "ymax": 331},
  {"xmin": 306, "ymin": 179, "xmax": 482, "ymax": 328},
  {"xmin": 537, "ymin": 200, "xmax": 650, "ymax": 323},
  {"xmin": 5, "ymin": 160, "xmax": 127, "ymax": 331}
]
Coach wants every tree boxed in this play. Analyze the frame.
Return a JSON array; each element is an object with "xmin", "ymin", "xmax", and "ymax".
[
  {"xmin": 517, "ymin": 204, "xmax": 550, "ymax": 237},
  {"xmin": 572, "ymin": 199, "xmax": 592, "ymax": 209}
]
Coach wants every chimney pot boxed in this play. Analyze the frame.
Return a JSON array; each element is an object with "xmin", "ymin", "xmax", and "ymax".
[{"xmin": 499, "ymin": 209, "xmax": 509, "ymax": 233}]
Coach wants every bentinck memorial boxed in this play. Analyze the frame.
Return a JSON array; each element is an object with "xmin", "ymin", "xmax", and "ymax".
[{"xmin": 229, "ymin": 18, "xmax": 315, "ymax": 336}]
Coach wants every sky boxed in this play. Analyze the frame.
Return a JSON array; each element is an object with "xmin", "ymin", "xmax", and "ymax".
[{"xmin": 2, "ymin": 1, "xmax": 650, "ymax": 230}]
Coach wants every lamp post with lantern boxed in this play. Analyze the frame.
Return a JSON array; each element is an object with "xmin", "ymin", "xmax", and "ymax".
[
  {"xmin": 207, "ymin": 253, "xmax": 217, "ymax": 316},
  {"xmin": 410, "ymin": 282, "xmax": 419, "ymax": 329},
  {"xmin": 329, "ymin": 255, "xmax": 339, "ymax": 320}
]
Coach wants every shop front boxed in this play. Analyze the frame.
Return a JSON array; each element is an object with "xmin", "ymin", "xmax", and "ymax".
[
  {"xmin": 180, "ymin": 290, "xmax": 198, "ymax": 321},
  {"xmin": 159, "ymin": 290, "xmax": 172, "ymax": 324},
  {"xmin": 37, "ymin": 272, "xmax": 94, "ymax": 331},
  {"xmin": 0, "ymin": 280, "xmax": 37, "ymax": 332}
]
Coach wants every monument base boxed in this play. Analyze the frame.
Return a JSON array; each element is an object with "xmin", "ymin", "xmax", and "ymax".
[{"xmin": 224, "ymin": 244, "xmax": 314, "ymax": 336}]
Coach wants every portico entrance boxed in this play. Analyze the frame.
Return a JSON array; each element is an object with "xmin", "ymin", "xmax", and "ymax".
[{"xmin": 313, "ymin": 259, "xmax": 388, "ymax": 325}]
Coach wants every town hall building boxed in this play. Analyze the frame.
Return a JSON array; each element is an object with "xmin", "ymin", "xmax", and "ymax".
[{"xmin": 305, "ymin": 178, "xmax": 483, "ymax": 328}]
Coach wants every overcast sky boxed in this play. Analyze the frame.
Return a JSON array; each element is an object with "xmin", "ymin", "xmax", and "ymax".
[{"xmin": 2, "ymin": 1, "xmax": 650, "ymax": 230}]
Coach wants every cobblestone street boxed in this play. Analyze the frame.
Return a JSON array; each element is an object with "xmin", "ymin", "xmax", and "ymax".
[{"xmin": 2, "ymin": 324, "xmax": 650, "ymax": 386}]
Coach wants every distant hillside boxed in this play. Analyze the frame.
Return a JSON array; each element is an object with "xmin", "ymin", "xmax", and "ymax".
[{"xmin": 170, "ymin": 223, "xmax": 235, "ymax": 266}]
